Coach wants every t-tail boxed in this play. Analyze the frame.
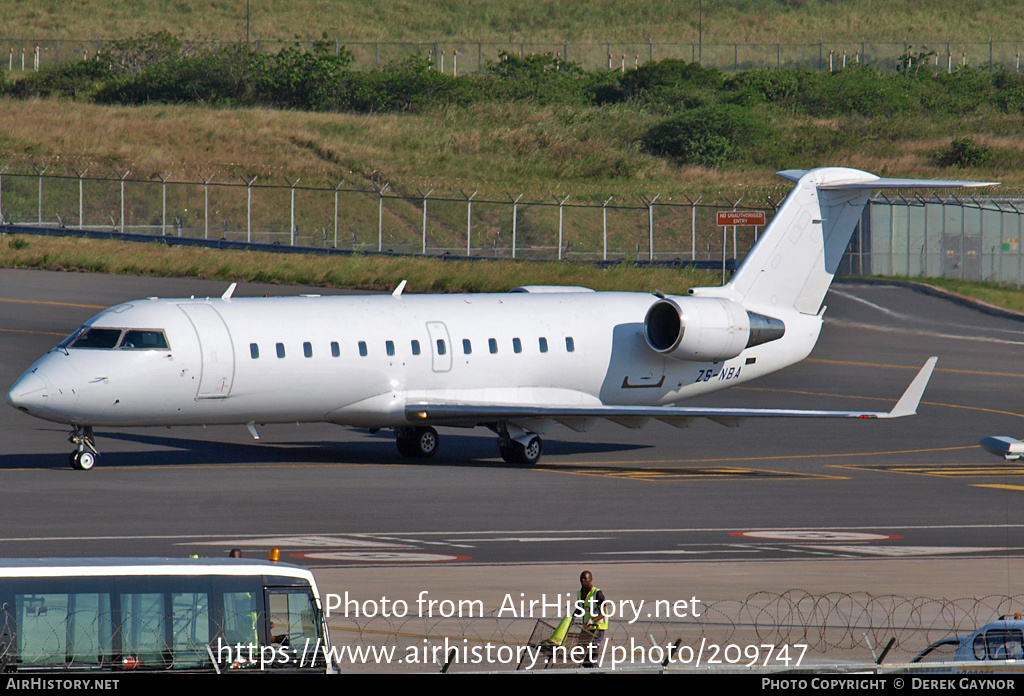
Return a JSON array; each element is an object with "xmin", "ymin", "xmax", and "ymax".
[{"xmin": 691, "ymin": 167, "xmax": 997, "ymax": 315}]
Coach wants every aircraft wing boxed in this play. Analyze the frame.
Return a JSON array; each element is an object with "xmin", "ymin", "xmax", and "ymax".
[{"xmin": 406, "ymin": 357, "xmax": 937, "ymax": 429}]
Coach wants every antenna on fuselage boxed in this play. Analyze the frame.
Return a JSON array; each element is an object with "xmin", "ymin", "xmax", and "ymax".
[{"xmin": 221, "ymin": 282, "xmax": 237, "ymax": 300}]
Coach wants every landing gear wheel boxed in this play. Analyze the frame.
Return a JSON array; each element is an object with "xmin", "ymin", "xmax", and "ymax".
[
  {"xmin": 71, "ymin": 450, "xmax": 96, "ymax": 471},
  {"xmin": 519, "ymin": 435, "xmax": 542, "ymax": 466},
  {"xmin": 499, "ymin": 435, "xmax": 542, "ymax": 465},
  {"xmin": 395, "ymin": 426, "xmax": 439, "ymax": 459},
  {"xmin": 68, "ymin": 426, "xmax": 98, "ymax": 470},
  {"xmin": 499, "ymin": 442, "xmax": 517, "ymax": 464}
]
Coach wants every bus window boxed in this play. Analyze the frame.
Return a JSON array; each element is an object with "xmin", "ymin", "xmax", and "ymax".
[
  {"xmin": 16, "ymin": 592, "xmax": 112, "ymax": 666},
  {"xmin": 267, "ymin": 589, "xmax": 320, "ymax": 648}
]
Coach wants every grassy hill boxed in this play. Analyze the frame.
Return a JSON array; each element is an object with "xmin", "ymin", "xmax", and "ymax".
[{"xmin": 5, "ymin": 1, "xmax": 1024, "ymax": 43}]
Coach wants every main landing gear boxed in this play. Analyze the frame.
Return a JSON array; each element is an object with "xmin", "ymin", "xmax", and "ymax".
[
  {"xmin": 497, "ymin": 423, "xmax": 543, "ymax": 465},
  {"xmin": 393, "ymin": 423, "xmax": 544, "ymax": 465},
  {"xmin": 68, "ymin": 426, "xmax": 98, "ymax": 471},
  {"xmin": 395, "ymin": 426, "xmax": 439, "ymax": 458}
]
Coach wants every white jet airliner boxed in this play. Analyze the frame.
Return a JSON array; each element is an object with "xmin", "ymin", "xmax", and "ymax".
[{"xmin": 7, "ymin": 168, "xmax": 995, "ymax": 469}]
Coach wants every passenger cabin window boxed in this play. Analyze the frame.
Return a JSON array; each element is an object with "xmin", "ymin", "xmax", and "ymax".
[
  {"xmin": 68, "ymin": 328, "xmax": 123, "ymax": 349},
  {"xmin": 386, "ymin": 340, "xmax": 395, "ymax": 357},
  {"xmin": 276, "ymin": 343, "xmax": 285, "ymax": 358},
  {"xmin": 358, "ymin": 341, "xmax": 368, "ymax": 357},
  {"xmin": 488, "ymin": 338, "xmax": 498, "ymax": 354},
  {"xmin": 538, "ymin": 337, "xmax": 548, "ymax": 353},
  {"xmin": 250, "ymin": 343, "xmax": 259, "ymax": 359},
  {"xmin": 411, "ymin": 340, "xmax": 421, "ymax": 356},
  {"xmin": 303, "ymin": 342, "xmax": 313, "ymax": 358},
  {"xmin": 462, "ymin": 339, "xmax": 472, "ymax": 355},
  {"xmin": 436, "ymin": 340, "xmax": 447, "ymax": 356},
  {"xmin": 331, "ymin": 341, "xmax": 340, "ymax": 357},
  {"xmin": 565, "ymin": 337, "xmax": 575, "ymax": 352},
  {"xmin": 512, "ymin": 337, "xmax": 522, "ymax": 354},
  {"xmin": 119, "ymin": 330, "xmax": 169, "ymax": 350}
]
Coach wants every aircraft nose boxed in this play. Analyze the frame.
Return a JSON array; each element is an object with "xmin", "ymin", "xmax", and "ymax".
[{"xmin": 7, "ymin": 370, "xmax": 49, "ymax": 412}]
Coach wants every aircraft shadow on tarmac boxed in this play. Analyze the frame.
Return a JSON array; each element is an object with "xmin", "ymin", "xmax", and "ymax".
[{"xmin": 0, "ymin": 430, "xmax": 650, "ymax": 470}]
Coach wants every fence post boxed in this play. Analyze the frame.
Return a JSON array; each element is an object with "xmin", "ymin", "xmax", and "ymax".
[
  {"xmin": 0, "ymin": 163, "xmax": 9, "ymax": 223},
  {"xmin": 1016, "ymin": 201, "xmax": 1023, "ymax": 288},
  {"xmin": 418, "ymin": 188, "xmax": 433, "ymax": 254},
  {"xmin": 554, "ymin": 194, "xmax": 570, "ymax": 260},
  {"xmin": 198, "ymin": 173, "xmax": 214, "ymax": 239},
  {"xmin": 70, "ymin": 167, "xmax": 88, "ymax": 229},
  {"xmin": 601, "ymin": 195, "xmax": 613, "ymax": 261},
  {"xmin": 642, "ymin": 194, "xmax": 659, "ymax": 260},
  {"xmin": 916, "ymin": 193, "xmax": 929, "ymax": 276},
  {"xmin": 156, "ymin": 173, "xmax": 171, "ymax": 235},
  {"xmin": 374, "ymin": 182, "xmax": 390, "ymax": 252},
  {"xmin": 690, "ymin": 195, "xmax": 703, "ymax": 261},
  {"xmin": 115, "ymin": 169, "xmax": 130, "ymax": 232},
  {"xmin": 732, "ymin": 197, "xmax": 743, "ymax": 260},
  {"xmin": 286, "ymin": 177, "xmax": 301, "ymax": 245},
  {"xmin": 34, "ymin": 166, "xmax": 48, "ymax": 224},
  {"xmin": 999, "ymin": 200, "xmax": 1005, "ymax": 285},
  {"xmin": 243, "ymin": 175, "xmax": 258, "ymax": 242},
  {"xmin": 463, "ymin": 189, "xmax": 477, "ymax": 256},
  {"xmin": 333, "ymin": 180, "xmax": 344, "ymax": 249},
  {"xmin": 508, "ymin": 193, "xmax": 523, "ymax": 258}
]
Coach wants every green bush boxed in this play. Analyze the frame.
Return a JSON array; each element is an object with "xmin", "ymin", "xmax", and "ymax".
[
  {"xmin": 6, "ymin": 59, "xmax": 111, "ymax": 99},
  {"xmin": 641, "ymin": 104, "xmax": 770, "ymax": 167},
  {"xmin": 337, "ymin": 56, "xmax": 473, "ymax": 112},
  {"xmin": 481, "ymin": 52, "xmax": 589, "ymax": 105},
  {"xmin": 725, "ymin": 69, "xmax": 799, "ymax": 105},
  {"xmin": 932, "ymin": 138, "xmax": 991, "ymax": 168}
]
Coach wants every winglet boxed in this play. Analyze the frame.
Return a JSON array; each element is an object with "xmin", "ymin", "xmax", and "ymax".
[{"xmin": 884, "ymin": 357, "xmax": 938, "ymax": 418}]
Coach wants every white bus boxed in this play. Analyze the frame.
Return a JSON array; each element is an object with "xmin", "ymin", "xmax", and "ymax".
[{"xmin": 0, "ymin": 557, "xmax": 335, "ymax": 673}]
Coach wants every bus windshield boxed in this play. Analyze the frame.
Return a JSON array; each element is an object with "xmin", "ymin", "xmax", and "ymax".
[{"xmin": 0, "ymin": 559, "xmax": 333, "ymax": 673}]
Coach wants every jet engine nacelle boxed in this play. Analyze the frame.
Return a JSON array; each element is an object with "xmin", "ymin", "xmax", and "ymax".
[{"xmin": 644, "ymin": 296, "xmax": 785, "ymax": 362}]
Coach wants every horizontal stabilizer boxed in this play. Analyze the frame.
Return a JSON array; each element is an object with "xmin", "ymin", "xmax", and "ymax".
[
  {"xmin": 980, "ymin": 435, "xmax": 1024, "ymax": 461},
  {"xmin": 818, "ymin": 178, "xmax": 998, "ymax": 190},
  {"xmin": 406, "ymin": 358, "xmax": 938, "ymax": 427},
  {"xmin": 775, "ymin": 170, "xmax": 997, "ymax": 190}
]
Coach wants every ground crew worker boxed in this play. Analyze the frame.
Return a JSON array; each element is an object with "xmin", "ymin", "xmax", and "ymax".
[{"xmin": 575, "ymin": 570, "xmax": 608, "ymax": 667}]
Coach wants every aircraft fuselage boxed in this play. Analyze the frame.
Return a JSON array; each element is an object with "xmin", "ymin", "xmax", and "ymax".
[{"xmin": 9, "ymin": 290, "xmax": 820, "ymax": 429}]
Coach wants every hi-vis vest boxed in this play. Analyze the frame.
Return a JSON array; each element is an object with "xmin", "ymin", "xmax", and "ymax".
[{"xmin": 578, "ymin": 586, "xmax": 609, "ymax": 631}]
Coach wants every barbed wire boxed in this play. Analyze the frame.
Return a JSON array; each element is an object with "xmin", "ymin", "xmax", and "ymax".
[{"xmin": 329, "ymin": 591, "xmax": 1024, "ymax": 661}]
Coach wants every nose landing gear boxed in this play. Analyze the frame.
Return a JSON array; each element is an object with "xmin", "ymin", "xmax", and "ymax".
[{"xmin": 69, "ymin": 426, "xmax": 98, "ymax": 471}]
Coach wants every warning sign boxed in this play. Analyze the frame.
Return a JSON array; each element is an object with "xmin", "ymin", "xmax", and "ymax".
[{"xmin": 716, "ymin": 211, "xmax": 766, "ymax": 226}]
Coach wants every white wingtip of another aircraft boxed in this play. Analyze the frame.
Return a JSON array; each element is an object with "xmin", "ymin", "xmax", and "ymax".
[
  {"xmin": 884, "ymin": 357, "xmax": 938, "ymax": 418},
  {"xmin": 980, "ymin": 435, "xmax": 1024, "ymax": 461}
]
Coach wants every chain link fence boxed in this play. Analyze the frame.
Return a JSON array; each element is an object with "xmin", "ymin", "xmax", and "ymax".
[
  {"xmin": 5, "ymin": 169, "xmax": 1024, "ymax": 282},
  {"xmin": 0, "ymin": 170, "xmax": 775, "ymax": 264},
  {"xmin": 5, "ymin": 37, "xmax": 1024, "ymax": 75}
]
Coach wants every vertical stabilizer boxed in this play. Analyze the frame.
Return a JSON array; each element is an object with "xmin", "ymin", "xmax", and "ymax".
[{"xmin": 694, "ymin": 168, "xmax": 997, "ymax": 315}]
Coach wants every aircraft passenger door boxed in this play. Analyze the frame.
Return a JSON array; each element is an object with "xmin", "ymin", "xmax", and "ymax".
[
  {"xmin": 425, "ymin": 321, "xmax": 452, "ymax": 373},
  {"xmin": 179, "ymin": 303, "xmax": 236, "ymax": 398}
]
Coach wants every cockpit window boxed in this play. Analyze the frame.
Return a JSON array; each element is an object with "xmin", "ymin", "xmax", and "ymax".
[
  {"xmin": 69, "ymin": 328, "xmax": 123, "ymax": 349},
  {"xmin": 65, "ymin": 328, "xmax": 169, "ymax": 350},
  {"xmin": 119, "ymin": 330, "xmax": 169, "ymax": 350}
]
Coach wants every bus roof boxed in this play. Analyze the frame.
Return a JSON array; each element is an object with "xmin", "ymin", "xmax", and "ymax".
[{"xmin": 0, "ymin": 557, "xmax": 315, "ymax": 579}]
